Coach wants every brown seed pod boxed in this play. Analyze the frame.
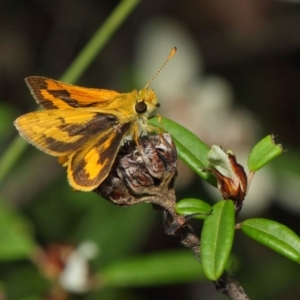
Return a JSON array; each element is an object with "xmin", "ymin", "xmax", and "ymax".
[{"xmin": 95, "ymin": 133, "xmax": 178, "ymax": 211}]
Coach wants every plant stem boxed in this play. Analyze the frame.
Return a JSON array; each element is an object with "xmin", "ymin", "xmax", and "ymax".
[{"xmin": 0, "ymin": 138, "xmax": 27, "ymax": 185}]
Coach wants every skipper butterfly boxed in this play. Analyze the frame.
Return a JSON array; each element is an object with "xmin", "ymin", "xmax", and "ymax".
[{"xmin": 14, "ymin": 47, "xmax": 176, "ymax": 191}]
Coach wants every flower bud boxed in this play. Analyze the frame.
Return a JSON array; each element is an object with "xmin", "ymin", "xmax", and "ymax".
[{"xmin": 207, "ymin": 145, "xmax": 247, "ymax": 209}]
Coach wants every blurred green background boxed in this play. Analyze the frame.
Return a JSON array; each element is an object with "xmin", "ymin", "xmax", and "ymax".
[{"xmin": 1, "ymin": 0, "xmax": 300, "ymax": 299}]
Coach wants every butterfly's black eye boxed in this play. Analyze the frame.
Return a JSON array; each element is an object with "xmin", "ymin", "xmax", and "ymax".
[{"xmin": 135, "ymin": 101, "xmax": 147, "ymax": 113}]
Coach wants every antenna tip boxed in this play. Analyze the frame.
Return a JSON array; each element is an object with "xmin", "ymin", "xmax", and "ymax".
[{"xmin": 169, "ymin": 47, "xmax": 177, "ymax": 59}]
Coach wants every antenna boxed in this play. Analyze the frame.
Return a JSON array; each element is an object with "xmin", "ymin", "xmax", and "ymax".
[{"xmin": 144, "ymin": 47, "xmax": 177, "ymax": 89}]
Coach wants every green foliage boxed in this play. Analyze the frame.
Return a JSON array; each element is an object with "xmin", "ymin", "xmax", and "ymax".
[
  {"xmin": 102, "ymin": 250, "xmax": 205, "ymax": 287},
  {"xmin": 171, "ymin": 124, "xmax": 300, "ymax": 281},
  {"xmin": 248, "ymin": 135, "xmax": 283, "ymax": 171},
  {"xmin": 200, "ymin": 200, "xmax": 235, "ymax": 280},
  {"xmin": 0, "ymin": 198, "xmax": 37, "ymax": 261},
  {"xmin": 175, "ymin": 198, "xmax": 211, "ymax": 219},
  {"xmin": 241, "ymin": 218, "xmax": 300, "ymax": 263}
]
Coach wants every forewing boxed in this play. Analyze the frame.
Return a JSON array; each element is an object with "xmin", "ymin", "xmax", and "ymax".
[
  {"xmin": 67, "ymin": 122, "xmax": 132, "ymax": 191},
  {"xmin": 25, "ymin": 77, "xmax": 121, "ymax": 109},
  {"xmin": 14, "ymin": 109, "xmax": 119, "ymax": 156}
]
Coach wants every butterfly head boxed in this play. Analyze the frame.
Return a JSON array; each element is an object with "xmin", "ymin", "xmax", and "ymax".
[{"xmin": 135, "ymin": 88, "xmax": 159, "ymax": 118}]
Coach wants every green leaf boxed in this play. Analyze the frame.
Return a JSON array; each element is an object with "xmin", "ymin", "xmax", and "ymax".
[
  {"xmin": 102, "ymin": 250, "xmax": 205, "ymax": 287},
  {"xmin": 248, "ymin": 135, "xmax": 283, "ymax": 171},
  {"xmin": 176, "ymin": 198, "xmax": 211, "ymax": 219},
  {"xmin": 240, "ymin": 218, "xmax": 300, "ymax": 263},
  {"xmin": 201, "ymin": 200, "xmax": 235, "ymax": 280},
  {"xmin": 0, "ymin": 198, "xmax": 37, "ymax": 260},
  {"xmin": 150, "ymin": 117, "xmax": 216, "ymax": 185}
]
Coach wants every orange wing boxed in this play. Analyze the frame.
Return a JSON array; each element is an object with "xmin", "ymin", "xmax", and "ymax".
[
  {"xmin": 67, "ymin": 122, "xmax": 132, "ymax": 191},
  {"xmin": 14, "ymin": 109, "xmax": 119, "ymax": 157},
  {"xmin": 25, "ymin": 76, "xmax": 121, "ymax": 110}
]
